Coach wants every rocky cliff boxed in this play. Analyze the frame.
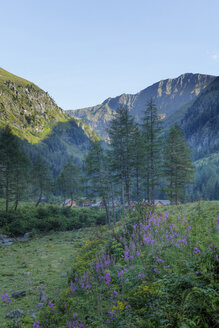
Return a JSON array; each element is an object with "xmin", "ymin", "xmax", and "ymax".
[{"xmin": 67, "ymin": 73, "xmax": 215, "ymax": 139}]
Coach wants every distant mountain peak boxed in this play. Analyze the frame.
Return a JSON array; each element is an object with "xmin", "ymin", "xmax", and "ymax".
[{"xmin": 67, "ymin": 73, "xmax": 216, "ymax": 139}]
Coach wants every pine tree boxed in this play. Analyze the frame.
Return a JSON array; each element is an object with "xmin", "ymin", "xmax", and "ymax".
[
  {"xmin": 132, "ymin": 124, "xmax": 145, "ymax": 201},
  {"xmin": 0, "ymin": 125, "xmax": 29, "ymax": 215},
  {"xmin": 107, "ymin": 106, "xmax": 136, "ymax": 214},
  {"xmin": 163, "ymin": 124, "xmax": 194, "ymax": 204},
  {"xmin": 142, "ymin": 100, "xmax": 162, "ymax": 203},
  {"xmin": 57, "ymin": 156, "xmax": 80, "ymax": 206},
  {"xmin": 214, "ymin": 180, "xmax": 219, "ymax": 200},
  {"xmin": 13, "ymin": 151, "xmax": 30, "ymax": 211},
  {"xmin": 85, "ymin": 141, "xmax": 111, "ymax": 226},
  {"xmin": 31, "ymin": 155, "xmax": 52, "ymax": 207}
]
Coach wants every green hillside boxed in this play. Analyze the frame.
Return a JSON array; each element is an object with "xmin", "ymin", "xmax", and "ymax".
[
  {"xmin": 0, "ymin": 67, "xmax": 69, "ymax": 143},
  {"xmin": 0, "ymin": 67, "xmax": 99, "ymax": 174}
]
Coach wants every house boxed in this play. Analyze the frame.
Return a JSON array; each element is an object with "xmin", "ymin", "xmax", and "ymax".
[
  {"xmin": 108, "ymin": 201, "xmax": 119, "ymax": 208},
  {"xmin": 62, "ymin": 199, "xmax": 77, "ymax": 207},
  {"xmin": 155, "ymin": 200, "xmax": 171, "ymax": 207},
  {"xmin": 81, "ymin": 199, "xmax": 92, "ymax": 208},
  {"xmin": 142, "ymin": 199, "xmax": 170, "ymax": 207},
  {"xmin": 92, "ymin": 200, "xmax": 104, "ymax": 208}
]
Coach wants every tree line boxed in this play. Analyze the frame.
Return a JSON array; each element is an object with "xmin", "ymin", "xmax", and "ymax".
[
  {"xmin": 85, "ymin": 100, "xmax": 194, "ymax": 225},
  {"xmin": 0, "ymin": 100, "xmax": 196, "ymax": 223}
]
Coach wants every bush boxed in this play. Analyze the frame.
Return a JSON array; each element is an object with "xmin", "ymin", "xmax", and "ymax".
[{"xmin": 0, "ymin": 202, "xmax": 107, "ymax": 236}]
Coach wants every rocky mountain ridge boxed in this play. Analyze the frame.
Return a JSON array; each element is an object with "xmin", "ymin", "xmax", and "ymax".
[{"xmin": 67, "ymin": 73, "xmax": 216, "ymax": 139}]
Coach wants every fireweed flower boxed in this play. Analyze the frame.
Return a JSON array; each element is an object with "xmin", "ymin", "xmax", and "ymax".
[
  {"xmin": 48, "ymin": 301, "xmax": 54, "ymax": 308},
  {"xmin": 33, "ymin": 322, "xmax": 42, "ymax": 328},
  {"xmin": 1, "ymin": 292, "xmax": 11, "ymax": 303},
  {"xmin": 194, "ymin": 247, "xmax": 200, "ymax": 254},
  {"xmin": 104, "ymin": 272, "xmax": 111, "ymax": 286},
  {"xmin": 138, "ymin": 273, "xmax": 145, "ymax": 279}
]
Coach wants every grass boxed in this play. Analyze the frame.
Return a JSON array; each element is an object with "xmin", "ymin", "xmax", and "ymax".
[
  {"xmin": 0, "ymin": 229, "xmax": 91, "ymax": 326},
  {"xmin": 0, "ymin": 201, "xmax": 218, "ymax": 327},
  {"xmin": 35, "ymin": 201, "xmax": 219, "ymax": 328}
]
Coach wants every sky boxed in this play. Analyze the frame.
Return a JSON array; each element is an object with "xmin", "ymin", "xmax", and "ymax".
[{"xmin": 0, "ymin": 0, "xmax": 219, "ymax": 109}]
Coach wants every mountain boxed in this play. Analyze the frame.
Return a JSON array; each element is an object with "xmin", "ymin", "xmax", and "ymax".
[
  {"xmin": 0, "ymin": 67, "xmax": 98, "ymax": 175},
  {"xmin": 67, "ymin": 73, "xmax": 216, "ymax": 139}
]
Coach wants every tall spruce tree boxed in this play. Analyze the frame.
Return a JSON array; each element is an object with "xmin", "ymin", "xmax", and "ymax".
[
  {"xmin": 85, "ymin": 141, "xmax": 111, "ymax": 226},
  {"xmin": 57, "ymin": 157, "xmax": 80, "ymax": 206},
  {"xmin": 13, "ymin": 151, "xmax": 30, "ymax": 211},
  {"xmin": 142, "ymin": 100, "xmax": 162, "ymax": 203},
  {"xmin": 132, "ymin": 124, "xmax": 144, "ymax": 201},
  {"xmin": 0, "ymin": 125, "xmax": 29, "ymax": 215},
  {"xmin": 32, "ymin": 155, "xmax": 52, "ymax": 206},
  {"xmin": 163, "ymin": 124, "xmax": 194, "ymax": 204},
  {"xmin": 107, "ymin": 106, "xmax": 136, "ymax": 214}
]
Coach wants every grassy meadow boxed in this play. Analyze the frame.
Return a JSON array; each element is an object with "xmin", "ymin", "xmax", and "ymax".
[{"xmin": 0, "ymin": 201, "xmax": 218, "ymax": 327}]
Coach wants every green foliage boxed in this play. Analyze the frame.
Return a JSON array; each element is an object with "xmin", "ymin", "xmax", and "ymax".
[
  {"xmin": 0, "ymin": 203, "xmax": 106, "ymax": 235},
  {"xmin": 163, "ymin": 124, "xmax": 194, "ymax": 203},
  {"xmin": 142, "ymin": 99, "xmax": 163, "ymax": 202},
  {"xmin": 33, "ymin": 201, "xmax": 219, "ymax": 328}
]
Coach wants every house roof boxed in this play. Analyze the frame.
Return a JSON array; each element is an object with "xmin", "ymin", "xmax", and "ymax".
[
  {"xmin": 143, "ymin": 200, "xmax": 170, "ymax": 205},
  {"xmin": 62, "ymin": 199, "xmax": 76, "ymax": 205}
]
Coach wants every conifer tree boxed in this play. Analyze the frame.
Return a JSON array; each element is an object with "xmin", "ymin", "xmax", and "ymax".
[
  {"xmin": 0, "ymin": 125, "xmax": 29, "ymax": 214},
  {"xmin": 13, "ymin": 151, "xmax": 30, "ymax": 211},
  {"xmin": 57, "ymin": 156, "xmax": 80, "ymax": 206},
  {"xmin": 142, "ymin": 100, "xmax": 162, "ymax": 203},
  {"xmin": 107, "ymin": 106, "xmax": 136, "ymax": 213},
  {"xmin": 214, "ymin": 180, "xmax": 219, "ymax": 200},
  {"xmin": 32, "ymin": 155, "xmax": 52, "ymax": 207},
  {"xmin": 132, "ymin": 124, "xmax": 144, "ymax": 201},
  {"xmin": 163, "ymin": 124, "xmax": 194, "ymax": 204},
  {"xmin": 85, "ymin": 141, "xmax": 111, "ymax": 226}
]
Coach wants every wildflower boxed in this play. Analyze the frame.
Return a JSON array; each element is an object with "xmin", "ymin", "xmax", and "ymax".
[
  {"xmin": 33, "ymin": 322, "xmax": 42, "ymax": 328},
  {"xmin": 104, "ymin": 272, "xmax": 111, "ymax": 286},
  {"xmin": 48, "ymin": 301, "xmax": 54, "ymax": 308},
  {"xmin": 157, "ymin": 258, "xmax": 164, "ymax": 263},
  {"xmin": 138, "ymin": 273, "xmax": 145, "ymax": 279},
  {"xmin": 1, "ymin": 292, "xmax": 11, "ymax": 303},
  {"xmin": 154, "ymin": 268, "xmax": 159, "ymax": 273},
  {"xmin": 194, "ymin": 247, "xmax": 200, "ymax": 254}
]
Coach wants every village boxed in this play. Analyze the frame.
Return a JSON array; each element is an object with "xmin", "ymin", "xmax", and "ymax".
[{"xmin": 62, "ymin": 198, "xmax": 171, "ymax": 208}]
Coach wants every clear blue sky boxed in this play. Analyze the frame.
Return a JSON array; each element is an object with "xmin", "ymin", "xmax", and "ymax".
[{"xmin": 1, "ymin": 0, "xmax": 218, "ymax": 109}]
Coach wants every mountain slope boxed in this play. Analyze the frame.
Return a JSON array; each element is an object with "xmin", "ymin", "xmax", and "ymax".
[
  {"xmin": 67, "ymin": 73, "xmax": 215, "ymax": 139},
  {"xmin": 181, "ymin": 77, "xmax": 219, "ymax": 159},
  {"xmin": 0, "ymin": 67, "xmax": 98, "ymax": 175}
]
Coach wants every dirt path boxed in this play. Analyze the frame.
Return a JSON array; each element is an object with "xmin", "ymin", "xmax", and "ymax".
[{"xmin": 0, "ymin": 230, "xmax": 84, "ymax": 325}]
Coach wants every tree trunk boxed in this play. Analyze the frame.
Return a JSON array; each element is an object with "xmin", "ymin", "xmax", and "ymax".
[
  {"xmin": 5, "ymin": 169, "xmax": 9, "ymax": 216},
  {"xmin": 110, "ymin": 176, "xmax": 116, "ymax": 224},
  {"xmin": 121, "ymin": 178, "xmax": 126, "ymax": 217},
  {"xmin": 103, "ymin": 197, "xmax": 110, "ymax": 227},
  {"xmin": 14, "ymin": 195, "xmax": 19, "ymax": 212},
  {"xmin": 126, "ymin": 176, "xmax": 131, "ymax": 207},
  {"xmin": 70, "ymin": 193, "xmax": 74, "ymax": 208},
  {"xmin": 136, "ymin": 167, "xmax": 139, "ymax": 201},
  {"xmin": 35, "ymin": 189, "xmax": 42, "ymax": 207}
]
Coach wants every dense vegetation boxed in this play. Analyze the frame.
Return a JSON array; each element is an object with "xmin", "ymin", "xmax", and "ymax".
[{"xmin": 2, "ymin": 201, "xmax": 217, "ymax": 328}]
